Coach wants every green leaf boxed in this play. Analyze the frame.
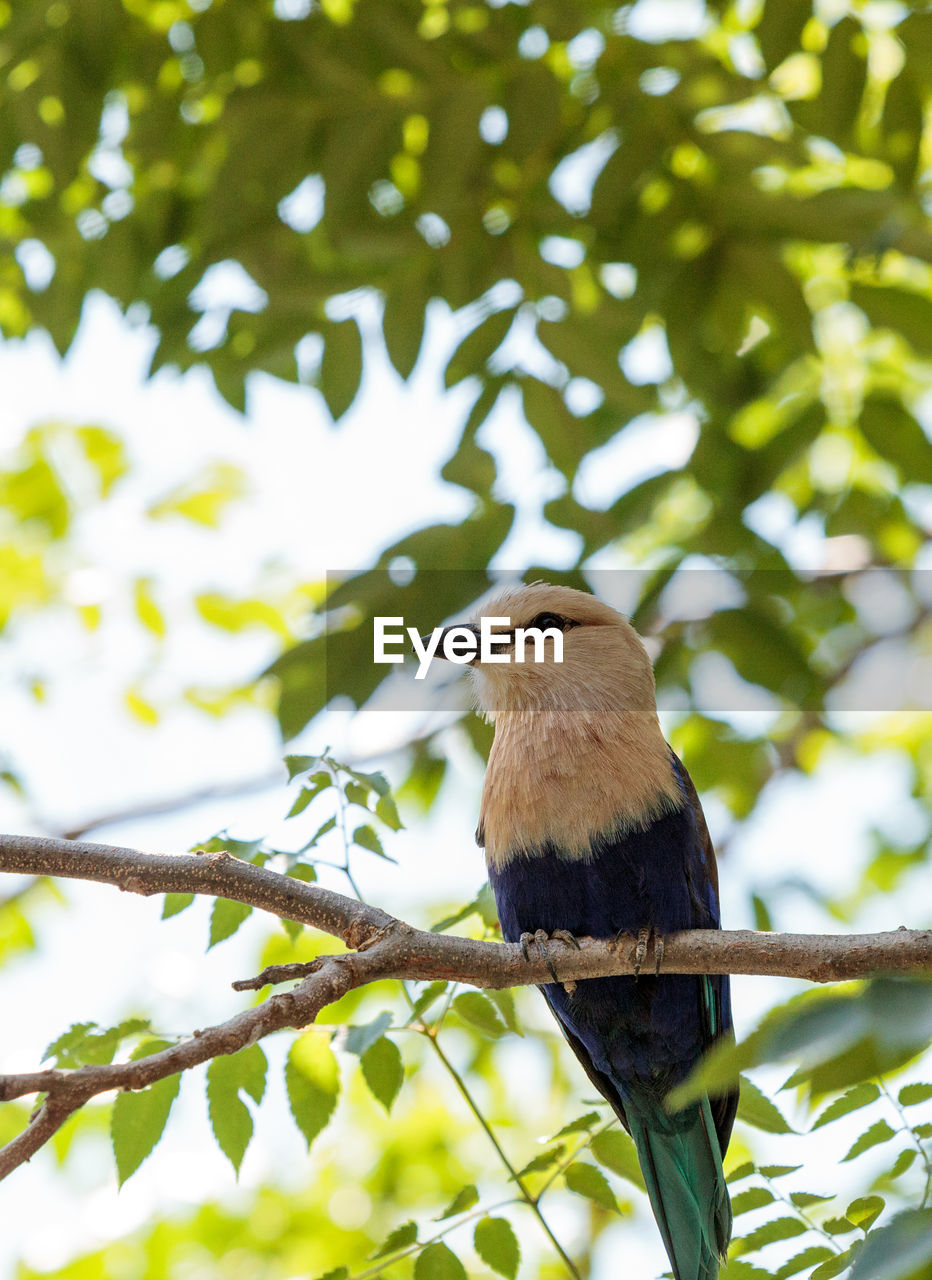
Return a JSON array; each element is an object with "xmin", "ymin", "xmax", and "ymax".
[
  {"xmin": 375, "ymin": 792, "xmax": 404, "ymax": 831},
  {"xmin": 344, "ymin": 1013, "xmax": 393, "ymax": 1056},
  {"xmin": 848, "ymin": 1208, "xmax": 932, "ymax": 1280},
  {"xmin": 704, "ymin": 607, "xmax": 818, "ymax": 706},
  {"xmin": 672, "ymin": 979, "xmax": 932, "ymax": 1108},
  {"xmin": 125, "ymin": 686, "xmax": 159, "ymax": 726},
  {"xmin": 847, "ymin": 1196, "xmax": 885, "ymax": 1231},
  {"xmin": 76, "ymin": 425, "xmax": 128, "ymax": 496},
  {"xmin": 110, "ymin": 1040, "xmax": 181, "ymax": 1186},
  {"xmin": 44, "ymin": 1017, "xmax": 151, "ymax": 1068},
  {"xmin": 208, "ymin": 898, "xmax": 253, "ymax": 949},
  {"xmin": 738, "ymin": 1076, "xmax": 795, "ymax": 1134},
  {"xmin": 287, "ymin": 772, "xmax": 331, "ymax": 817},
  {"xmin": 564, "ymin": 1161, "xmax": 619, "ymax": 1211},
  {"xmin": 195, "ymin": 593, "xmax": 289, "ymax": 637},
  {"xmin": 319, "ymin": 317, "xmax": 363, "ymax": 420},
  {"xmin": 823, "ymin": 1217, "xmax": 858, "ymax": 1236},
  {"xmin": 286, "ymin": 861, "xmax": 317, "ymax": 883},
  {"xmin": 739, "ymin": 1216, "xmax": 807, "ymax": 1251},
  {"xmin": 550, "ymin": 1111, "xmax": 601, "ymax": 1140},
  {"xmin": 383, "ymin": 277, "xmax": 427, "ymax": 379},
  {"xmin": 898, "ymin": 1083, "xmax": 932, "ymax": 1106},
  {"xmin": 452, "ymin": 992, "xmax": 507, "ymax": 1039},
  {"xmin": 345, "ymin": 782, "xmax": 370, "ymax": 807},
  {"xmin": 353, "ymin": 824, "xmax": 388, "ymax": 858},
  {"xmin": 301, "ymin": 816, "xmax": 337, "ymax": 851},
  {"xmin": 284, "ymin": 754, "xmax": 321, "ymax": 781},
  {"xmin": 444, "ymin": 308, "xmax": 516, "ymax": 387},
  {"xmin": 726, "ymin": 1161, "xmax": 756, "ymax": 1184},
  {"xmin": 666, "ymin": 1033, "xmax": 755, "ymax": 1108},
  {"xmin": 515, "ymin": 1145, "xmax": 565, "ymax": 1179},
  {"xmin": 475, "ymin": 881, "xmax": 499, "ymax": 928},
  {"xmin": 590, "ymin": 1128, "xmax": 646, "ymax": 1191},
  {"xmin": 857, "ymin": 392, "xmax": 932, "ymax": 484},
  {"xmin": 732, "ymin": 1187, "xmax": 776, "ymax": 1215},
  {"xmin": 162, "ymin": 893, "xmax": 194, "ymax": 919},
  {"xmin": 407, "ymin": 981, "xmax": 448, "ymax": 1023},
  {"xmin": 360, "ymin": 1037, "xmax": 403, "ymax": 1113},
  {"xmin": 486, "ymin": 988, "xmax": 521, "ymax": 1035},
  {"xmin": 44, "ymin": 1021, "xmax": 95, "ymax": 1064},
  {"xmin": 718, "ymin": 1263, "xmax": 773, "ymax": 1280},
  {"xmin": 812, "ymin": 1083, "xmax": 880, "ymax": 1129},
  {"xmin": 790, "ymin": 1191, "xmax": 834, "ymax": 1208},
  {"xmin": 280, "ymin": 917, "xmax": 301, "ymax": 943},
  {"xmin": 206, "ymin": 1044, "xmax": 267, "ymax": 1174},
  {"xmin": 522, "ymin": 377, "xmax": 588, "ymax": 479},
  {"xmin": 842, "ymin": 1120, "xmax": 896, "ymax": 1162},
  {"xmin": 436, "ymin": 1185, "xmax": 479, "ymax": 1220},
  {"xmin": 431, "ymin": 893, "xmax": 486, "ymax": 933},
  {"xmin": 751, "ymin": 894, "xmax": 773, "ymax": 932},
  {"xmin": 885, "ymin": 1148, "xmax": 917, "ymax": 1179},
  {"xmin": 196, "ymin": 835, "xmax": 264, "ymax": 860},
  {"xmin": 811, "ymin": 1246, "xmax": 862, "ymax": 1280},
  {"xmin": 414, "ymin": 1241, "xmax": 468, "ymax": 1280},
  {"xmin": 372, "ymin": 1220, "xmax": 418, "ymax": 1258},
  {"xmin": 285, "ymin": 1033, "xmax": 340, "ymax": 1147},
  {"xmin": 758, "ymin": 1165, "xmax": 802, "ymax": 1179},
  {"xmin": 474, "ymin": 1217, "xmax": 520, "ymax": 1280},
  {"xmin": 341, "ymin": 765, "xmax": 391, "ymax": 797},
  {"xmin": 134, "ymin": 578, "xmax": 166, "ymax": 638},
  {"xmin": 148, "ymin": 463, "xmax": 245, "ymax": 527},
  {"xmin": 776, "ymin": 1247, "xmax": 835, "ymax": 1279}
]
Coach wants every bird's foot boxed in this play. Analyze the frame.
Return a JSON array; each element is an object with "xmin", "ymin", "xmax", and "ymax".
[
  {"xmin": 519, "ymin": 929, "xmax": 581, "ymax": 985},
  {"xmin": 634, "ymin": 927, "xmax": 650, "ymax": 977},
  {"xmin": 615, "ymin": 927, "xmax": 665, "ymax": 979}
]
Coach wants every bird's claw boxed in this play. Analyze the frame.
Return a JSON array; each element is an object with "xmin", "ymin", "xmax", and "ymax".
[
  {"xmin": 634, "ymin": 927, "xmax": 650, "ymax": 978},
  {"xmin": 616, "ymin": 926, "xmax": 665, "ymax": 979},
  {"xmin": 518, "ymin": 928, "xmax": 580, "ymax": 985}
]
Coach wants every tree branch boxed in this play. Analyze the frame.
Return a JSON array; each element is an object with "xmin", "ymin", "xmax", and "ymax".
[
  {"xmin": 54, "ymin": 770, "xmax": 286, "ymax": 841},
  {"xmin": 0, "ymin": 831, "xmax": 929, "ymax": 1182},
  {"xmin": 0, "ymin": 833, "xmax": 395, "ymax": 949},
  {"xmin": 0, "ymin": 949, "xmax": 376, "ymax": 1181},
  {"xmin": 1, "ymin": 833, "xmax": 929, "ymax": 986}
]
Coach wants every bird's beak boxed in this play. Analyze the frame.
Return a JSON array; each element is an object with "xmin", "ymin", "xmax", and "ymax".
[{"xmin": 418, "ymin": 623, "xmax": 481, "ymax": 662}]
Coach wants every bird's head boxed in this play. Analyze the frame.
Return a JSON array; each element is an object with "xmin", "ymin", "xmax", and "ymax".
[{"xmin": 432, "ymin": 583, "xmax": 657, "ymax": 721}]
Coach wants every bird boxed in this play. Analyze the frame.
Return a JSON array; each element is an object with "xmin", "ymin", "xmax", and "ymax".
[{"xmin": 428, "ymin": 582, "xmax": 737, "ymax": 1280}]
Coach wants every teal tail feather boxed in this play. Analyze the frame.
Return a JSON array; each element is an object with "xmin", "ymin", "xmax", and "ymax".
[{"xmin": 625, "ymin": 1091, "xmax": 732, "ymax": 1280}]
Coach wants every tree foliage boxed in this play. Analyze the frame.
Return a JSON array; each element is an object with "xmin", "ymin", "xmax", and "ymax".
[{"xmin": 1, "ymin": 1, "xmax": 931, "ymax": 1277}]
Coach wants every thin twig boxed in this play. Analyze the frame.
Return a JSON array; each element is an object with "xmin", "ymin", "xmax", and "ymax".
[
  {"xmin": 534, "ymin": 1118, "xmax": 618, "ymax": 1201},
  {"xmin": 757, "ymin": 1168, "xmax": 841, "ymax": 1253},
  {"xmin": 347, "ymin": 1197, "xmax": 516, "ymax": 1280},
  {"xmin": 56, "ymin": 771, "xmax": 286, "ymax": 841},
  {"xmin": 876, "ymin": 1077, "xmax": 932, "ymax": 1209},
  {"xmin": 425, "ymin": 1029, "xmax": 582, "ymax": 1280},
  {"xmin": 334, "ymin": 792, "xmax": 579, "ymax": 1280}
]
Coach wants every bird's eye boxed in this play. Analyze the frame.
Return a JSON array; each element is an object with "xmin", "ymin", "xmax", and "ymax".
[{"xmin": 530, "ymin": 612, "xmax": 565, "ymax": 631}]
